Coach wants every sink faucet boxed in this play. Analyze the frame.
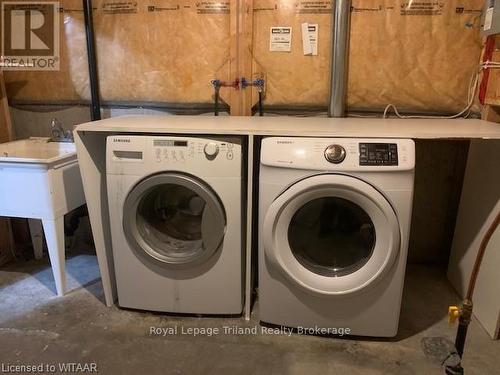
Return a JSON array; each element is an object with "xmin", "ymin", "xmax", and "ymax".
[{"xmin": 50, "ymin": 118, "xmax": 73, "ymax": 143}]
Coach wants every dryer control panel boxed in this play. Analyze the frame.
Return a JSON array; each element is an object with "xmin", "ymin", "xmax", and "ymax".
[
  {"xmin": 261, "ymin": 137, "xmax": 415, "ymax": 172},
  {"xmin": 359, "ymin": 143, "xmax": 398, "ymax": 166}
]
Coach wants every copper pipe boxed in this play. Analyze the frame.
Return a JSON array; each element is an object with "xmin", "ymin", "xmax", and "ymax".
[{"xmin": 466, "ymin": 210, "xmax": 500, "ymax": 300}]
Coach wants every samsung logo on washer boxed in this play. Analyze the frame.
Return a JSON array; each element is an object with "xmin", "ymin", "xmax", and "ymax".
[
  {"xmin": 113, "ymin": 138, "xmax": 131, "ymax": 143},
  {"xmin": 277, "ymin": 140, "xmax": 294, "ymax": 144}
]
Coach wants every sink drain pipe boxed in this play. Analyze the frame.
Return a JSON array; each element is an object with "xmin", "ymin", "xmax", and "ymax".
[
  {"xmin": 83, "ymin": 0, "xmax": 101, "ymax": 121},
  {"xmin": 328, "ymin": 0, "xmax": 351, "ymax": 117}
]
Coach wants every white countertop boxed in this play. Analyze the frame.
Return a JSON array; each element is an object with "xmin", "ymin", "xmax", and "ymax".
[{"xmin": 74, "ymin": 115, "xmax": 500, "ymax": 140}]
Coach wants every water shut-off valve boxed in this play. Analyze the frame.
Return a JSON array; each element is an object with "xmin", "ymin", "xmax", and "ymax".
[
  {"xmin": 448, "ymin": 306, "xmax": 460, "ymax": 324},
  {"xmin": 210, "ymin": 77, "xmax": 266, "ymax": 116},
  {"xmin": 448, "ymin": 300, "xmax": 473, "ymax": 325}
]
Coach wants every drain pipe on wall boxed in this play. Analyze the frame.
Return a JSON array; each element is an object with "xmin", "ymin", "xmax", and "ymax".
[
  {"xmin": 83, "ymin": 0, "xmax": 101, "ymax": 121},
  {"xmin": 328, "ymin": 0, "xmax": 351, "ymax": 118}
]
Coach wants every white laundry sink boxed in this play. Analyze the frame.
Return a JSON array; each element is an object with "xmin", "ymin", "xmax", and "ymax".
[
  {"xmin": 0, "ymin": 137, "xmax": 75, "ymax": 164},
  {"xmin": 0, "ymin": 137, "xmax": 86, "ymax": 296}
]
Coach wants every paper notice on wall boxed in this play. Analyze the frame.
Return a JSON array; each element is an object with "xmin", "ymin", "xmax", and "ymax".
[
  {"xmin": 484, "ymin": 6, "xmax": 494, "ymax": 31},
  {"xmin": 102, "ymin": 2, "xmax": 138, "ymax": 14},
  {"xmin": 301, "ymin": 23, "xmax": 318, "ymax": 55},
  {"xmin": 301, "ymin": 23, "xmax": 312, "ymax": 54},
  {"xmin": 269, "ymin": 27, "xmax": 292, "ymax": 52}
]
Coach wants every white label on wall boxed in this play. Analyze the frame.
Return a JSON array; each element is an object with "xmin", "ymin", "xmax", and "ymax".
[
  {"xmin": 484, "ymin": 7, "xmax": 494, "ymax": 31},
  {"xmin": 301, "ymin": 23, "xmax": 318, "ymax": 56},
  {"xmin": 308, "ymin": 23, "xmax": 318, "ymax": 56},
  {"xmin": 301, "ymin": 23, "xmax": 312, "ymax": 55},
  {"xmin": 270, "ymin": 27, "xmax": 292, "ymax": 52}
]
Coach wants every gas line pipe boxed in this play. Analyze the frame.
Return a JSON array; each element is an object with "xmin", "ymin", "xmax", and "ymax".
[{"xmin": 446, "ymin": 209, "xmax": 500, "ymax": 374}]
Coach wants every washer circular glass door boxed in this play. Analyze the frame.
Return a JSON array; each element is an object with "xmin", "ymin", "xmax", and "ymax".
[
  {"xmin": 263, "ymin": 174, "xmax": 400, "ymax": 296},
  {"xmin": 123, "ymin": 173, "xmax": 226, "ymax": 267}
]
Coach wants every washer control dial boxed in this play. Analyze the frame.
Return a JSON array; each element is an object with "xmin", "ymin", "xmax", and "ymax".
[
  {"xmin": 204, "ymin": 142, "xmax": 219, "ymax": 159},
  {"xmin": 324, "ymin": 144, "xmax": 346, "ymax": 164}
]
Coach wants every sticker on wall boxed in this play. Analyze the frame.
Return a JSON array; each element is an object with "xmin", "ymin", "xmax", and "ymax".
[
  {"xmin": 400, "ymin": 1, "xmax": 444, "ymax": 16},
  {"xmin": 102, "ymin": 2, "xmax": 138, "ymax": 14},
  {"xmin": 147, "ymin": 4, "xmax": 180, "ymax": 12},
  {"xmin": 269, "ymin": 26, "xmax": 292, "ymax": 52},
  {"xmin": 301, "ymin": 23, "xmax": 318, "ymax": 56},
  {"xmin": 351, "ymin": 5, "xmax": 384, "ymax": 13},
  {"xmin": 295, "ymin": 1, "xmax": 331, "ymax": 14},
  {"xmin": 196, "ymin": 1, "xmax": 230, "ymax": 14},
  {"xmin": 254, "ymin": 4, "xmax": 278, "ymax": 12},
  {"xmin": 484, "ymin": 5, "xmax": 494, "ymax": 31}
]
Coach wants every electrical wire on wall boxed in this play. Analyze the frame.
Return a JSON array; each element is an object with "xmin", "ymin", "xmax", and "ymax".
[{"xmin": 383, "ymin": 61, "xmax": 500, "ymax": 119}]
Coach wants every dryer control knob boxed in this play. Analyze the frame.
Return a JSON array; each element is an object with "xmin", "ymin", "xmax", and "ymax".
[
  {"xmin": 324, "ymin": 144, "xmax": 346, "ymax": 164},
  {"xmin": 204, "ymin": 142, "xmax": 219, "ymax": 159}
]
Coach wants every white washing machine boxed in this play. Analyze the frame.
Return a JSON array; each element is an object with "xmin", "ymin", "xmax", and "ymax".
[
  {"xmin": 259, "ymin": 137, "xmax": 415, "ymax": 337},
  {"xmin": 106, "ymin": 135, "xmax": 244, "ymax": 314}
]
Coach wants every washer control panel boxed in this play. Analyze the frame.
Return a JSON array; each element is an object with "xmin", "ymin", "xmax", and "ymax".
[
  {"xmin": 107, "ymin": 135, "xmax": 241, "ymax": 177},
  {"xmin": 150, "ymin": 138, "xmax": 235, "ymax": 163},
  {"xmin": 359, "ymin": 143, "xmax": 398, "ymax": 166},
  {"xmin": 153, "ymin": 139, "xmax": 192, "ymax": 162}
]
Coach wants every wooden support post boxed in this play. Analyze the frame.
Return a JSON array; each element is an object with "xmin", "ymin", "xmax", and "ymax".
[
  {"xmin": 240, "ymin": 1, "xmax": 254, "ymax": 116},
  {"xmin": 482, "ymin": 104, "xmax": 500, "ymax": 122},
  {"xmin": 229, "ymin": 0, "xmax": 254, "ymax": 116},
  {"xmin": 483, "ymin": 36, "xmax": 500, "ymax": 121},
  {"xmin": 0, "ymin": 71, "xmax": 13, "ymax": 143},
  {"xmin": 0, "ymin": 70, "xmax": 14, "ymax": 265}
]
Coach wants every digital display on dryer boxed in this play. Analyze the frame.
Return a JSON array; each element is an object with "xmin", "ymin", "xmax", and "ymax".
[{"xmin": 359, "ymin": 143, "xmax": 398, "ymax": 166}]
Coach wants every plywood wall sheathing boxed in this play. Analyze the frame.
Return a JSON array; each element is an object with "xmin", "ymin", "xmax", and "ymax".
[
  {"xmin": 1, "ymin": 0, "xmax": 87, "ymax": 101},
  {"xmin": 3, "ymin": 0, "xmax": 484, "ymax": 114},
  {"xmin": 253, "ymin": 0, "xmax": 483, "ymax": 112},
  {"xmin": 4, "ymin": 0, "xmax": 231, "ymax": 104},
  {"xmin": 348, "ymin": 0, "xmax": 483, "ymax": 112}
]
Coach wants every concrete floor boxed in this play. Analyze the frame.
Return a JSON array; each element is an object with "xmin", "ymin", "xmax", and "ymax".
[{"xmin": 0, "ymin": 252, "xmax": 498, "ymax": 375}]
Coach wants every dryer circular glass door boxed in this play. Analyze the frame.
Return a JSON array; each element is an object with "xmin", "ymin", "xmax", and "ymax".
[
  {"xmin": 263, "ymin": 174, "xmax": 400, "ymax": 296},
  {"xmin": 123, "ymin": 173, "xmax": 226, "ymax": 267}
]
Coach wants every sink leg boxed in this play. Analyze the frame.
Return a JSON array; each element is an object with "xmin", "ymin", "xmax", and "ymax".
[
  {"xmin": 42, "ymin": 217, "xmax": 66, "ymax": 296},
  {"xmin": 28, "ymin": 219, "xmax": 44, "ymax": 260}
]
